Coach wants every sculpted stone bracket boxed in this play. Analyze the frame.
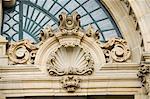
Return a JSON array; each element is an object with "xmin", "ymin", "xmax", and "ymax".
[
  {"xmin": 137, "ymin": 63, "xmax": 150, "ymax": 94},
  {"xmin": 6, "ymin": 12, "xmax": 131, "ymax": 92}
]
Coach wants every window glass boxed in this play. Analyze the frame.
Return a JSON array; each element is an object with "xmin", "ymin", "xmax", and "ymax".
[{"xmin": 2, "ymin": 0, "xmax": 122, "ymax": 43}]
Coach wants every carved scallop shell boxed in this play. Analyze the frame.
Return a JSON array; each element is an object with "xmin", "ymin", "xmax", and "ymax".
[{"xmin": 47, "ymin": 46, "xmax": 94, "ymax": 76}]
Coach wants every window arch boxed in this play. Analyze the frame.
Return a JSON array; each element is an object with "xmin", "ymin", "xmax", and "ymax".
[{"xmin": 2, "ymin": 0, "xmax": 122, "ymax": 43}]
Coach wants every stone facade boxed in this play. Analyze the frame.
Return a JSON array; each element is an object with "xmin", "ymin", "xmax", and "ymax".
[{"xmin": 0, "ymin": 0, "xmax": 150, "ymax": 99}]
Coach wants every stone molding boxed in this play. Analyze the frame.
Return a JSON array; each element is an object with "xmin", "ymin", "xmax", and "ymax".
[
  {"xmin": 120, "ymin": 0, "xmax": 140, "ymax": 30},
  {"xmin": 0, "ymin": 63, "xmax": 140, "ymax": 97}
]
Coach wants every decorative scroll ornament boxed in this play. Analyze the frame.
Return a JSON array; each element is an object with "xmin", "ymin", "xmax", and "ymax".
[
  {"xmin": 61, "ymin": 76, "xmax": 81, "ymax": 92},
  {"xmin": 101, "ymin": 38, "xmax": 131, "ymax": 62},
  {"xmin": 47, "ymin": 46, "xmax": 94, "ymax": 76},
  {"xmin": 86, "ymin": 25, "xmax": 100, "ymax": 43},
  {"xmin": 137, "ymin": 64, "xmax": 150, "ymax": 94},
  {"xmin": 8, "ymin": 40, "xmax": 38, "ymax": 64},
  {"xmin": 59, "ymin": 12, "xmax": 81, "ymax": 34},
  {"xmin": 39, "ymin": 25, "xmax": 54, "ymax": 43}
]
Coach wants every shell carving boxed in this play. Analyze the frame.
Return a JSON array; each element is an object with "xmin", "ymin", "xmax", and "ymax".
[{"xmin": 47, "ymin": 46, "xmax": 94, "ymax": 76}]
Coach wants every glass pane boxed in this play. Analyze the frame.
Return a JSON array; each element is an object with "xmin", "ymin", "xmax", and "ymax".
[{"xmin": 2, "ymin": 0, "xmax": 122, "ymax": 43}]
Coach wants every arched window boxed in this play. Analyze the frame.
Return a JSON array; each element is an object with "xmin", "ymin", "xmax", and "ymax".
[{"xmin": 2, "ymin": 0, "xmax": 122, "ymax": 43}]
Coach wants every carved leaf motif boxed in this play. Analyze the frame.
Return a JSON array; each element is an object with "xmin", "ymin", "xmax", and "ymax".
[{"xmin": 47, "ymin": 46, "xmax": 94, "ymax": 76}]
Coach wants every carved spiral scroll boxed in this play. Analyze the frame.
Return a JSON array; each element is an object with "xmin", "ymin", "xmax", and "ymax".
[
  {"xmin": 8, "ymin": 40, "xmax": 38, "ymax": 64},
  {"xmin": 101, "ymin": 38, "xmax": 131, "ymax": 62}
]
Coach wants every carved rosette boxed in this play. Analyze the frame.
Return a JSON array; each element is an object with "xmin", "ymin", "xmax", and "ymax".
[
  {"xmin": 47, "ymin": 46, "xmax": 94, "ymax": 76},
  {"xmin": 101, "ymin": 38, "xmax": 131, "ymax": 63},
  {"xmin": 8, "ymin": 40, "xmax": 38, "ymax": 64},
  {"xmin": 137, "ymin": 64, "xmax": 150, "ymax": 94},
  {"xmin": 61, "ymin": 76, "xmax": 81, "ymax": 92}
]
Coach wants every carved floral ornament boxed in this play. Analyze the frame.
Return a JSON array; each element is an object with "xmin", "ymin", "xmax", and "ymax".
[{"xmin": 7, "ymin": 12, "xmax": 131, "ymax": 92}]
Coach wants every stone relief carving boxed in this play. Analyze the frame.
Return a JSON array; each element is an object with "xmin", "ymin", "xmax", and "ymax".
[
  {"xmin": 101, "ymin": 38, "xmax": 131, "ymax": 63},
  {"xmin": 39, "ymin": 25, "xmax": 54, "ymax": 44},
  {"xmin": 6, "ymin": 12, "xmax": 131, "ymax": 92},
  {"xmin": 86, "ymin": 25, "xmax": 100, "ymax": 43},
  {"xmin": 8, "ymin": 40, "xmax": 38, "ymax": 64},
  {"xmin": 59, "ymin": 12, "xmax": 81, "ymax": 34},
  {"xmin": 47, "ymin": 46, "xmax": 94, "ymax": 76},
  {"xmin": 61, "ymin": 76, "xmax": 81, "ymax": 92},
  {"xmin": 137, "ymin": 63, "xmax": 150, "ymax": 94}
]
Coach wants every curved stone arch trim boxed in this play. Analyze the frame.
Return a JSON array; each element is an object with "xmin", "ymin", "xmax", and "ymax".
[
  {"xmin": 34, "ymin": 35, "xmax": 106, "ymax": 74},
  {"xmin": 101, "ymin": 0, "xmax": 142, "ymax": 63}
]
